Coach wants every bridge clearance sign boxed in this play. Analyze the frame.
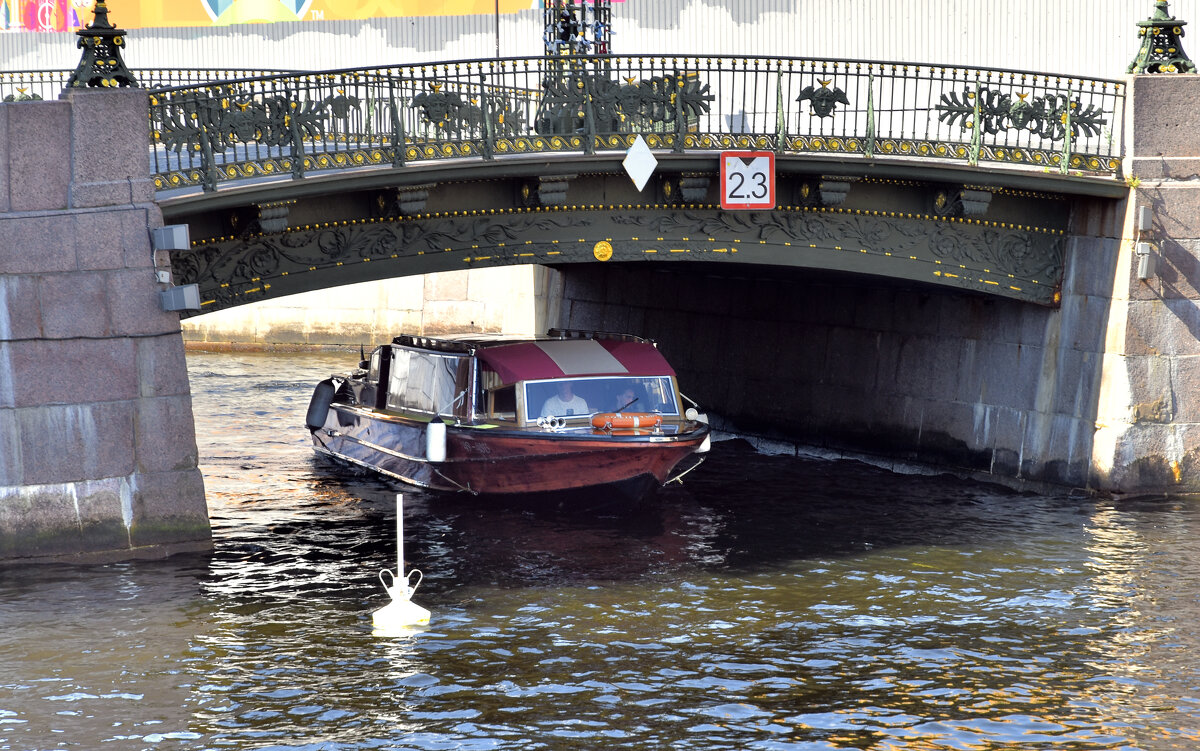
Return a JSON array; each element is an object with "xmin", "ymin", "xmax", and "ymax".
[{"xmin": 720, "ymin": 151, "xmax": 775, "ymax": 210}]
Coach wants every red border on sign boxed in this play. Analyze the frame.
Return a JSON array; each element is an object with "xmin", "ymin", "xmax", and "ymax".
[{"xmin": 720, "ymin": 151, "xmax": 775, "ymax": 210}]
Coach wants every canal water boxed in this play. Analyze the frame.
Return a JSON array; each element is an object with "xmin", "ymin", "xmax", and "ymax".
[{"xmin": 2, "ymin": 351, "xmax": 1200, "ymax": 750}]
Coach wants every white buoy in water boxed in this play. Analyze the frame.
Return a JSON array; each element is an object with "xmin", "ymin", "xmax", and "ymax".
[{"xmin": 372, "ymin": 493, "xmax": 431, "ymax": 634}]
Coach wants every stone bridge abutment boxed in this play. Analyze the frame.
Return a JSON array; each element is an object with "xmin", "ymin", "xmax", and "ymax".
[{"xmin": 0, "ymin": 89, "xmax": 210, "ymax": 561}]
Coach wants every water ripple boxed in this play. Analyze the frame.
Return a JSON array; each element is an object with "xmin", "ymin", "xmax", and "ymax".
[{"xmin": 1, "ymin": 353, "xmax": 1200, "ymax": 749}]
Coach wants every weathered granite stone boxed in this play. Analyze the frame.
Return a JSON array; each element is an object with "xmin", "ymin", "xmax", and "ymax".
[
  {"xmin": 0, "ymin": 275, "xmax": 42, "ymax": 341},
  {"xmin": 1130, "ymin": 157, "xmax": 1200, "ymax": 181},
  {"xmin": 0, "ymin": 215, "xmax": 76, "ymax": 275},
  {"xmin": 74, "ymin": 476, "xmax": 133, "ymax": 552},
  {"xmin": 127, "ymin": 468, "xmax": 210, "ymax": 549},
  {"xmin": 40, "ymin": 270, "xmax": 111, "ymax": 339},
  {"xmin": 1135, "ymin": 185, "xmax": 1200, "ymax": 244},
  {"xmin": 6, "ymin": 337, "xmax": 139, "ymax": 407},
  {"xmin": 1063, "ymin": 236, "xmax": 1121, "ymax": 300},
  {"xmin": 1153, "ymin": 239, "xmax": 1200, "ymax": 301},
  {"xmin": 65, "ymin": 89, "xmax": 154, "ymax": 209},
  {"xmin": 0, "ymin": 482, "xmax": 84, "ymax": 558},
  {"xmin": 18, "ymin": 401, "xmax": 136, "ymax": 485},
  {"xmin": 1167, "ymin": 354, "xmax": 1200, "ymax": 424},
  {"xmin": 7, "ymin": 101, "xmax": 70, "ymax": 212},
  {"xmin": 1124, "ymin": 298, "xmax": 1200, "ymax": 357},
  {"xmin": 134, "ymin": 395, "xmax": 200, "ymax": 475},
  {"xmin": 1129, "ymin": 76, "xmax": 1200, "ymax": 159},
  {"xmin": 73, "ymin": 209, "xmax": 127, "ymax": 272},
  {"xmin": 0, "ymin": 408, "xmax": 22, "ymax": 486},
  {"xmin": 136, "ymin": 335, "xmax": 192, "ymax": 399}
]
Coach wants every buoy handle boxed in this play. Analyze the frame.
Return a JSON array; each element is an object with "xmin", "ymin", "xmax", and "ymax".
[
  {"xmin": 379, "ymin": 567, "xmax": 424, "ymax": 601},
  {"xmin": 406, "ymin": 569, "xmax": 423, "ymax": 595}
]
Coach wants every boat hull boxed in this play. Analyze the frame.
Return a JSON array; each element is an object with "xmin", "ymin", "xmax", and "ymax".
[{"xmin": 311, "ymin": 403, "xmax": 708, "ymax": 497}]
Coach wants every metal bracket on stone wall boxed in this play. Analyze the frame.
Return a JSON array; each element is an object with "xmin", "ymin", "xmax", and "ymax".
[
  {"xmin": 660, "ymin": 173, "xmax": 710, "ymax": 204},
  {"xmin": 817, "ymin": 177, "xmax": 860, "ymax": 207},
  {"xmin": 933, "ymin": 185, "xmax": 993, "ymax": 217},
  {"xmin": 793, "ymin": 177, "xmax": 859, "ymax": 207},
  {"xmin": 376, "ymin": 184, "xmax": 437, "ymax": 217},
  {"xmin": 521, "ymin": 174, "xmax": 576, "ymax": 206},
  {"xmin": 230, "ymin": 200, "xmax": 296, "ymax": 236}
]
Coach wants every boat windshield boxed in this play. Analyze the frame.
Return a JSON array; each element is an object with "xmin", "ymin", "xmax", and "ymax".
[{"xmin": 523, "ymin": 376, "xmax": 679, "ymax": 422}]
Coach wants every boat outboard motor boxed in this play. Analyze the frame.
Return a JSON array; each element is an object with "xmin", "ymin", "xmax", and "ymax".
[
  {"xmin": 425, "ymin": 415, "xmax": 447, "ymax": 462},
  {"xmin": 306, "ymin": 379, "xmax": 337, "ymax": 432}
]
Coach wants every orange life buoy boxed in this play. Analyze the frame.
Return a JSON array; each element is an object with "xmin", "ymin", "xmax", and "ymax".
[{"xmin": 591, "ymin": 412, "xmax": 663, "ymax": 430}]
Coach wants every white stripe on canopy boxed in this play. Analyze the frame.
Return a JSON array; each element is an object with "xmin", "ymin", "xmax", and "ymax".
[{"xmin": 535, "ymin": 339, "xmax": 627, "ymax": 375}]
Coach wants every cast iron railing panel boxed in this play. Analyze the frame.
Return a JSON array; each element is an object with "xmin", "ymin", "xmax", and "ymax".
[
  {"xmin": 145, "ymin": 56, "xmax": 1124, "ymax": 192},
  {"xmin": 2, "ymin": 57, "xmax": 1126, "ymax": 191}
]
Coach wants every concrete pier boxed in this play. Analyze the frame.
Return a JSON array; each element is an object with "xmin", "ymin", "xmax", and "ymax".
[{"xmin": 0, "ymin": 89, "xmax": 209, "ymax": 561}]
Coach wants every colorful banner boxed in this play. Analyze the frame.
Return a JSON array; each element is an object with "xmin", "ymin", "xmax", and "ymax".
[{"xmin": 0, "ymin": 0, "xmax": 540, "ymax": 32}]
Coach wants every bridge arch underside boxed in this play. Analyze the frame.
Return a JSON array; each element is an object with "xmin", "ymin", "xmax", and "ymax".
[
  {"xmin": 167, "ymin": 161, "xmax": 1080, "ymax": 315},
  {"xmin": 557, "ymin": 258, "xmax": 1112, "ymax": 489}
]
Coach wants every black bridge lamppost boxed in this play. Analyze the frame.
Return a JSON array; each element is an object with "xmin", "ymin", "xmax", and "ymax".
[
  {"xmin": 65, "ymin": 0, "xmax": 140, "ymax": 91},
  {"xmin": 1128, "ymin": 0, "xmax": 1197, "ymax": 73}
]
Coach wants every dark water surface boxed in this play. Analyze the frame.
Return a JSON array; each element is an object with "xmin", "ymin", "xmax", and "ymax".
[{"xmin": 3, "ymin": 351, "xmax": 1200, "ymax": 750}]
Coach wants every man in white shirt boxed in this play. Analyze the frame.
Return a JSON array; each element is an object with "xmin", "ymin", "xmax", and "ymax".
[{"xmin": 540, "ymin": 381, "xmax": 590, "ymax": 417}]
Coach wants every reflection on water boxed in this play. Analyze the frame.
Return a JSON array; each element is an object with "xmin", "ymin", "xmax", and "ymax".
[{"xmin": 1, "ymin": 351, "xmax": 1200, "ymax": 749}]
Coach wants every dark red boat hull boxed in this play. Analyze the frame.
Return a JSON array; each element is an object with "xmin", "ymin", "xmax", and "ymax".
[{"xmin": 312, "ymin": 403, "xmax": 708, "ymax": 497}]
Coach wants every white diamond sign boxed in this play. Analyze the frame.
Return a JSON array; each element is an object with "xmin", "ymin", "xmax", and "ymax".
[{"xmin": 622, "ymin": 135, "xmax": 657, "ymax": 192}]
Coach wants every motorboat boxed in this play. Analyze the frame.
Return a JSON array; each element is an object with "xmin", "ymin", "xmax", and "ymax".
[{"xmin": 306, "ymin": 329, "xmax": 710, "ymax": 498}]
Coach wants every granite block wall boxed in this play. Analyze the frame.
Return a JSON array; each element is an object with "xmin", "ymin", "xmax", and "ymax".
[
  {"xmin": 1091, "ymin": 74, "xmax": 1200, "ymax": 493},
  {"xmin": 0, "ymin": 90, "xmax": 210, "ymax": 561}
]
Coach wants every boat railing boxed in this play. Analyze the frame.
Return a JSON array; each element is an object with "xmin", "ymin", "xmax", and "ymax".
[
  {"xmin": 390, "ymin": 334, "xmax": 478, "ymax": 353},
  {"xmin": 547, "ymin": 328, "xmax": 652, "ymax": 344}
]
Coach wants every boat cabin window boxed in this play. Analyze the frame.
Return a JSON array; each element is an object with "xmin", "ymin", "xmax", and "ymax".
[
  {"xmin": 522, "ymin": 376, "xmax": 680, "ymax": 422},
  {"xmin": 477, "ymin": 369, "xmax": 516, "ymax": 421},
  {"xmin": 490, "ymin": 385, "xmax": 517, "ymax": 420},
  {"xmin": 386, "ymin": 348, "xmax": 465, "ymax": 415}
]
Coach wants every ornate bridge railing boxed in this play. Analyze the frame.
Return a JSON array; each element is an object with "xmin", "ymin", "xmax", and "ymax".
[
  {"xmin": 8, "ymin": 55, "xmax": 1126, "ymax": 192},
  {"xmin": 147, "ymin": 55, "xmax": 1126, "ymax": 194}
]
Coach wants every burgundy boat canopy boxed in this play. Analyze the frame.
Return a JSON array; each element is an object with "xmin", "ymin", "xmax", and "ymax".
[{"xmin": 478, "ymin": 339, "xmax": 676, "ymax": 385}]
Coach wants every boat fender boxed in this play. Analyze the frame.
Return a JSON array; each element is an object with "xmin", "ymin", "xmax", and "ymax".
[
  {"xmin": 591, "ymin": 412, "xmax": 664, "ymax": 430},
  {"xmin": 685, "ymin": 408, "xmax": 711, "ymax": 453},
  {"xmin": 305, "ymin": 379, "xmax": 337, "ymax": 432},
  {"xmin": 426, "ymin": 416, "xmax": 447, "ymax": 463}
]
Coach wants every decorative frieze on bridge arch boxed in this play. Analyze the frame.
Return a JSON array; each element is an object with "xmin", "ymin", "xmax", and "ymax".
[{"xmin": 173, "ymin": 204, "xmax": 1067, "ymax": 315}]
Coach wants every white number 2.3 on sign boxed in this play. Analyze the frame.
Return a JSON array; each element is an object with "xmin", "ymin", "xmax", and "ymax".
[{"xmin": 720, "ymin": 151, "xmax": 775, "ymax": 210}]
